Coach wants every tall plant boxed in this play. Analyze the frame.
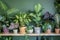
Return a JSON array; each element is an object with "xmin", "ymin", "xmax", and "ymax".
[{"xmin": 29, "ymin": 3, "xmax": 42, "ymax": 27}]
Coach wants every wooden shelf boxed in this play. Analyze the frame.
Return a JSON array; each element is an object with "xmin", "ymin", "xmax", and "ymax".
[{"xmin": 0, "ymin": 33, "xmax": 60, "ymax": 36}]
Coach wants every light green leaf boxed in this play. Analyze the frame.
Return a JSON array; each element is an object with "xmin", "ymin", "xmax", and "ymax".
[
  {"xmin": 7, "ymin": 8, "xmax": 19, "ymax": 14},
  {"xmin": 0, "ymin": 1, "xmax": 8, "ymax": 11},
  {"xmin": 34, "ymin": 3, "xmax": 42, "ymax": 13}
]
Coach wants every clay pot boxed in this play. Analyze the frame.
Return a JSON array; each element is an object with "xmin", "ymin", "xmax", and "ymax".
[
  {"xmin": 46, "ymin": 29, "xmax": 51, "ymax": 34},
  {"xmin": 55, "ymin": 28, "xmax": 60, "ymax": 34},
  {"xmin": 19, "ymin": 27, "xmax": 26, "ymax": 34}
]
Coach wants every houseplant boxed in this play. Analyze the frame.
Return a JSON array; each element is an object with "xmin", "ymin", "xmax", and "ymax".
[
  {"xmin": 54, "ymin": 0, "xmax": 60, "ymax": 34},
  {"xmin": 54, "ymin": 0, "xmax": 60, "ymax": 14},
  {"xmin": 27, "ymin": 25, "xmax": 33, "ymax": 34},
  {"xmin": 54, "ymin": 13, "xmax": 60, "ymax": 34},
  {"xmin": 2, "ymin": 24, "xmax": 9, "ymax": 34},
  {"xmin": 16, "ymin": 12, "xmax": 27, "ymax": 34},
  {"xmin": 0, "ymin": 0, "xmax": 20, "ymax": 33},
  {"xmin": 42, "ymin": 12, "xmax": 55, "ymax": 33},
  {"xmin": 42, "ymin": 23, "xmax": 52, "ymax": 34},
  {"xmin": 0, "ymin": 15, "xmax": 5, "ymax": 33},
  {"xmin": 29, "ymin": 3, "xmax": 42, "ymax": 34}
]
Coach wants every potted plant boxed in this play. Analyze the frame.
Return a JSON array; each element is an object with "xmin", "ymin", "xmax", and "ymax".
[
  {"xmin": 54, "ymin": 13, "xmax": 60, "ymax": 34},
  {"xmin": 27, "ymin": 25, "xmax": 33, "ymax": 34},
  {"xmin": 54, "ymin": 0, "xmax": 60, "ymax": 34},
  {"xmin": 15, "ymin": 12, "xmax": 29, "ymax": 34},
  {"xmin": 2, "ymin": 24, "xmax": 9, "ymax": 34},
  {"xmin": 43, "ymin": 23, "xmax": 52, "ymax": 34},
  {"xmin": 42, "ymin": 12, "xmax": 55, "ymax": 33},
  {"xmin": 0, "ymin": 15, "xmax": 6, "ymax": 33},
  {"xmin": 29, "ymin": 3, "xmax": 42, "ymax": 34}
]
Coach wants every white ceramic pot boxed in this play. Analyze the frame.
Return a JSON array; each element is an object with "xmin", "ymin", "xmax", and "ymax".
[
  {"xmin": 34, "ymin": 27, "xmax": 41, "ymax": 34},
  {"xmin": 28, "ymin": 29, "xmax": 33, "ymax": 34},
  {"xmin": 13, "ymin": 29, "xmax": 18, "ymax": 34}
]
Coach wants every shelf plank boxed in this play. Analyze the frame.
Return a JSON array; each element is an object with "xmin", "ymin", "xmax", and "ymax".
[{"xmin": 0, "ymin": 33, "xmax": 60, "ymax": 36}]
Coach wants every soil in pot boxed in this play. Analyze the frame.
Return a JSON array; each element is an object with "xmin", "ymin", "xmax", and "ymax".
[{"xmin": 19, "ymin": 26, "xmax": 26, "ymax": 34}]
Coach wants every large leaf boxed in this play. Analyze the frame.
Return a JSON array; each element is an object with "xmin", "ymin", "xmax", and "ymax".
[
  {"xmin": 29, "ymin": 13, "xmax": 36, "ymax": 18},
  {"xmin": 0, "ymin": 0, "xmax": 8, "ymax": 11},
  {"xmin": 7, "ymin": 8, "xmax": 19, "ymax": 15},
  {"xmin": 34, "ymin": 3, "xmax": 42, "ymax": 13}
]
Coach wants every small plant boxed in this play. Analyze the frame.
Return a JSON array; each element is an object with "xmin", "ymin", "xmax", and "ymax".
[{"xmin": 42, "ymin": 23, "xmax": 52, "ymax": 32}]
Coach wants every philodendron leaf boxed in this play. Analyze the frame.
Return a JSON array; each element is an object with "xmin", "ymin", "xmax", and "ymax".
[
  {"xmin": 34, "ymin": 3, "xmax": 42, "ymax": 13},
  {"xmin": 16, "ymin": 15, "xmax": 19, "ymax": 19},
  {"xmin": 0, "ymin": 1, "xmax": 8, "ymax": 11},
  {"xmin": 38, "ymin": 12, "xmax": 42, "ymax": 16},
  {"xmin": 28, "ymin": 19, "xmax": 31, "ymax": 22},
  {"xmin": 23, "ymin": 14, "xmax": 27, "ymax": 18},
  {"xmin": 29, "ymin": 13, "xmax": 36, "ymax": 18},
  {"xmin": 7, "ymin": 8, "xmax": 19, "ymax": 14},
  {"xmin": 36, "ymin": 17, "xmax": 41, "ymax": 21}
]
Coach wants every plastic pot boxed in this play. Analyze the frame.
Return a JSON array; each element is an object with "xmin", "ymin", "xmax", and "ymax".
[
  {"xmin": 34, "ymin": 27, "xmax": 41, "ymax": 34},
  {"xmin": 13, "ymin": 29, "xmax": 18, "ymax": 34},
  {"xmin": 28, "ymin": 29, "xmax": 33, "ymax": 34}
]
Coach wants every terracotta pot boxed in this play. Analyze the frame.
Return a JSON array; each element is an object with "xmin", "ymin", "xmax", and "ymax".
[
  {"xmin": 19, "ymin": 27, "xmax": 26, "ymax": 34},
  {"xmin": 46, "ymin": 29, "xmax": 51, "ymax": 34},
  {"xmin": 55, "ymin": 28, "xmax": 60, "ymax": 34}
]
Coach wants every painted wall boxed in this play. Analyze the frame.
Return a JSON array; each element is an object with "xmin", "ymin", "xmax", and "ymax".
[
  {"xmin": 4, "ymin": 0, "xmax": 56, "ymax": 14},
  {"xmin": 3, "ymin": 0, "xmax": 60, "ymax": 40}
]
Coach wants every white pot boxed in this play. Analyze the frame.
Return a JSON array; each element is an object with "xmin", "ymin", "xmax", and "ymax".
[
  {"xmin": 13, "ymin": 29, "xmax": 18, "ymax": 34},
  {"xmin": 34, "ymin": 27, "xmax": 41, "ymax": 34},
  {"xmin": 28, "ymin": 29, "xmax": 33, "ymax": 34}
]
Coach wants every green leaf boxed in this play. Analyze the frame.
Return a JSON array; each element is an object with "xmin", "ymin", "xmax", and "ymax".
[
  {"xmin": 29, "ymin": 13, "xmax": 36, "ymax": 18},
  {"xmin": 7, "ymin": 8, "xmax": 19, "ymax": 14},
  {"xmin": 38, "ymin": 12, "xmax": 42, "ymax": 16},
  {"xmin": 0, "ymin": 1, "xmax": 8, "ymax": 11},
  {"xmin": 34, "ymin": 3, "xmax": 42, "ymax": 13}
]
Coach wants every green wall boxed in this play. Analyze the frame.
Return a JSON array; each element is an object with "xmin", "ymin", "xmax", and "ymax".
[
  {"xmin": 4, "ymin": 0, "xmax": 56, "ymax": 14},
  {"xmin": 3, "ymin": 0, "xmax": 60, "ymax": 40}
]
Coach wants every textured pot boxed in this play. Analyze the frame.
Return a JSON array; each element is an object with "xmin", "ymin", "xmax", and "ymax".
[
  {"xmin": 28, "ymin": 29, "xmax": 33, "ymax": 34},
  {"xmin": 55, "ymin": 28, "xmax": 60, "ymax": 34},
  {"xmin": 13, "ymin": 29, "xmax": 18, "ymax": 34},
  {"xmin": 19, "ymin": 27, "xmax": 26, "ymax": 34},
  {"xmin": 34, "ymin": 27, "xmax": 41, "ymax": 34}
]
